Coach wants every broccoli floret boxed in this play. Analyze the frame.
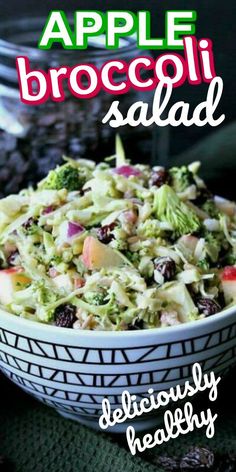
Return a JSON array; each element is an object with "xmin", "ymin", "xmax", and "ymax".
[
  {"xmin": 22, "ymin": 218, "xmax": 41, "ymax": 236},
  {"xmin": 13, "ymin": 281, "xmax": 58, "ymax": 321},
  {"xmin": 110, "ymin": 227, "xmax": 128, "ymax": 251},
  {"xmin": 169, "ymin": 165, "xmax": 195, "ymax": 193},
  {"xmin": 154, "ymin": 185, "xmax": 201, "ymax": 237},
  {"xmin": 36, "ymin": 282, "xmax": 58, "ymax": 305},
  {"xmin": 40, "ymin": 163, "xmax": 86, "ymax": 191},
  {"xmin": 137, "ymin": 219, "xmax": 162, "ymax": 238},
  {"xmin": 84, "ymin": 290, "xmax": 107, "ymax": 306},
  {"xmin": 125, "ymin": 251, "xmax": 140, "ymax": 264},
  {"xmin": 26, "ymin": 224, "xmax": 41, "ymax": 236},
  {"xmin": 201, "ymin": 199, "xmax": 220, "ymax": 218},
  {"xmin": 205, "ymin": 232, "xmax": 223, "ymax": 263},
  {"xmin": 105, "ymin": 296, "xmax": 121, "ymax": 320}
]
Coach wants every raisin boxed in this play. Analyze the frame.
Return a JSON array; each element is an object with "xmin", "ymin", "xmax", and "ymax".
[
  {"xmin": 157, "ymin": 456, "xmax": 180, "ymax": 471},
  {"xmin": 97, "ymin": 223, "xmax": 116, "ymax": 244},
  {"xmin": 154, "ymin": 257, "xmax": 176, "ymax": 281},
  {"xmin": 80, "ymin": 187, "xmax": 91, "ymax": 196},
  {"xmin": 196, "ymin": 298, "xmax": 221, "ymax": 317},
  {"xmin": 54, "ymin": 304, "xmax": 77, "ymax": 328},
  {"xmin": 7, "ymin": 249, "xmax": 20, "ymax": 266},
  {"xmin": 22, "ymin": 217, "xmax": 35, "ymax": 230},
  {"xmin": 149, "ymin": 169, "xmax": 169, "ymax": 188},
  {"xmin": 180, "ymin": 447, "xmax": 214, "ymax": 470}
]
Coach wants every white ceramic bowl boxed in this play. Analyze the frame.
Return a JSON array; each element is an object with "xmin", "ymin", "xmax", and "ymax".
[{"xmin": 0, "ymin": 306, "xmax": 236, "ymax": 432}]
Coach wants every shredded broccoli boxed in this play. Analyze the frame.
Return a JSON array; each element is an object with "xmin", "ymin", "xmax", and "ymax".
[
  {"xmin": 124, "ymin": 251, "xmax": 140, "ymax": 264},
  {"xmin": 197, "ymin": 258, "xmax": 210, "ymax": 271},
  {"xmin": 202, "ymin": 199, "xmax": 220, "ymax": 218},
  {"xmin": 73, "ymin": 294, "xmax": 119, "ymax": 319},
  {"xmin": 205, "ymin": 232, "xmax": 224, "ymax": 262},
  {"xmin": 104, "ymin": 295, "xmax": 121, "ymax": 319},
  {"xmin": 36, "ymin": 282, "xmax": 58, "ymax": 305},
  {"xmin": 169, "ymin": 165, "xmax": 195, "ymax": 193},
  {"xmin": 13, "ymin": 281, "xmax": 58, "ymax": 309},
  {"xmin": 39, "ymin": 163, "xmax": 86, "ymax": 192},
  {"xmin": 154, "ymin": 185, "xmax": 201, "ymax": 237},
  {"xmin": 26, "ymin": 224, "xmax": 41, "ymax": 236},
  {"xmin": 137, "ymin": 219, "xmax": 162, "ymax": 238}
]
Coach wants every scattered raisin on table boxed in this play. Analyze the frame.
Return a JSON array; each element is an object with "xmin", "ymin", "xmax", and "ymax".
[
  {"xmin": 154, "ymin": 257, "xmax": 176, "ymax": 282},
  {"xmin": 157, "ymin": 455, "xmax": 180, "ymax": 471},
  {"xmin": 97, "ymin": 223, "xmax": 116, "ymax": 244},
  {"xmin": 196, "ymin": 298, "xmax": 221, "ymax": 317},
  {"xmin": 180, "ymin": 447, "xmax": 214, "ymax": 470},
  {"xmin": 149, "ymin": 169, "xmax": 169, "ymax": 188},
  {"xmin": 54, "ymin": 304, "xmax": 77, "ymax": 328}
]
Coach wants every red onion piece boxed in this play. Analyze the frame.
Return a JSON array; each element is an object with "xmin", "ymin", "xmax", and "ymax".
[
  {"xmin": 42, "ymin": 205, "xmax": 56, "ymax": 215},
  {"xmin": 67, "ymin": 221, "xmax": 85, "ymax": 239},
  {"xmin": 113, "ymin": 165, "xmax": 142, "ymax": 178},
  {"xmin": 122, "ymin": 210, "xmax": 138, "ymax": 224}
]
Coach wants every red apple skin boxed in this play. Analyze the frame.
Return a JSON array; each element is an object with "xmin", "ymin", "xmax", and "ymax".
[
  {"xmin": 0, "ymin": 267, "xmax": 31, "ymax": 305},
  {"xmin": 221, "ymin": 266, "xmax": 236, "ymax": 304},
  {"xmin": 3, "ymin": 267, "xmax": 24, "ymax": 275},
  {"xmin": 221, "ymin": 266, "xmax": 236, "ymax": 281}
]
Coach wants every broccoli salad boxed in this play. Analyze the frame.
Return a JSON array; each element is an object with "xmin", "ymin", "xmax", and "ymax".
[{"xmin": 0, "ymin": 142, "xmax": 236, "ymax": 330}]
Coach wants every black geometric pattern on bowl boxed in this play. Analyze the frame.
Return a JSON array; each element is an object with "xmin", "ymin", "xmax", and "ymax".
[
  {"xmin": 1, "ymin": 321, "xmax": 236, "ymax": 362},
  {"xmin": 0, "ymin": 321, "xmax": 236, "ymax": 422}
]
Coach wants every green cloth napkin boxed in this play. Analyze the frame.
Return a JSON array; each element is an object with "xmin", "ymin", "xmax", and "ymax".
[{"xmin": 0, "ymin": 371, "xmax": 236, "ymax": 472}]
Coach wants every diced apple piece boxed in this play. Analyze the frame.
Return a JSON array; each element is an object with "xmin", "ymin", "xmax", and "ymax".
[
  {"xmin": 220, "ymin": 266, "xmax": 236, "ymax": 304},
  {"xmin": 0, "ymin": 267, "xmax": 31, "ymax": 305},
  {"xmin": 82, "ymin": 236, "xmax": 124, "ymax": 270},
  {"xmin": 178, "ymin": 235, "xmax": 199, "ymax": 253},
  {"xmin": 158, "ymin": 282, "xmax": 198, "ymax": 323},
  {"xmin": 215, "ymin": 197, "xmax": 236, "ymax": 217},
  {"xmin": 178, "ymin": 234, "xmax": 201, "ymax": 261},
  {"xmin": 53, "ymin": 273, "xmax": 73, "ymax": 293}
]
